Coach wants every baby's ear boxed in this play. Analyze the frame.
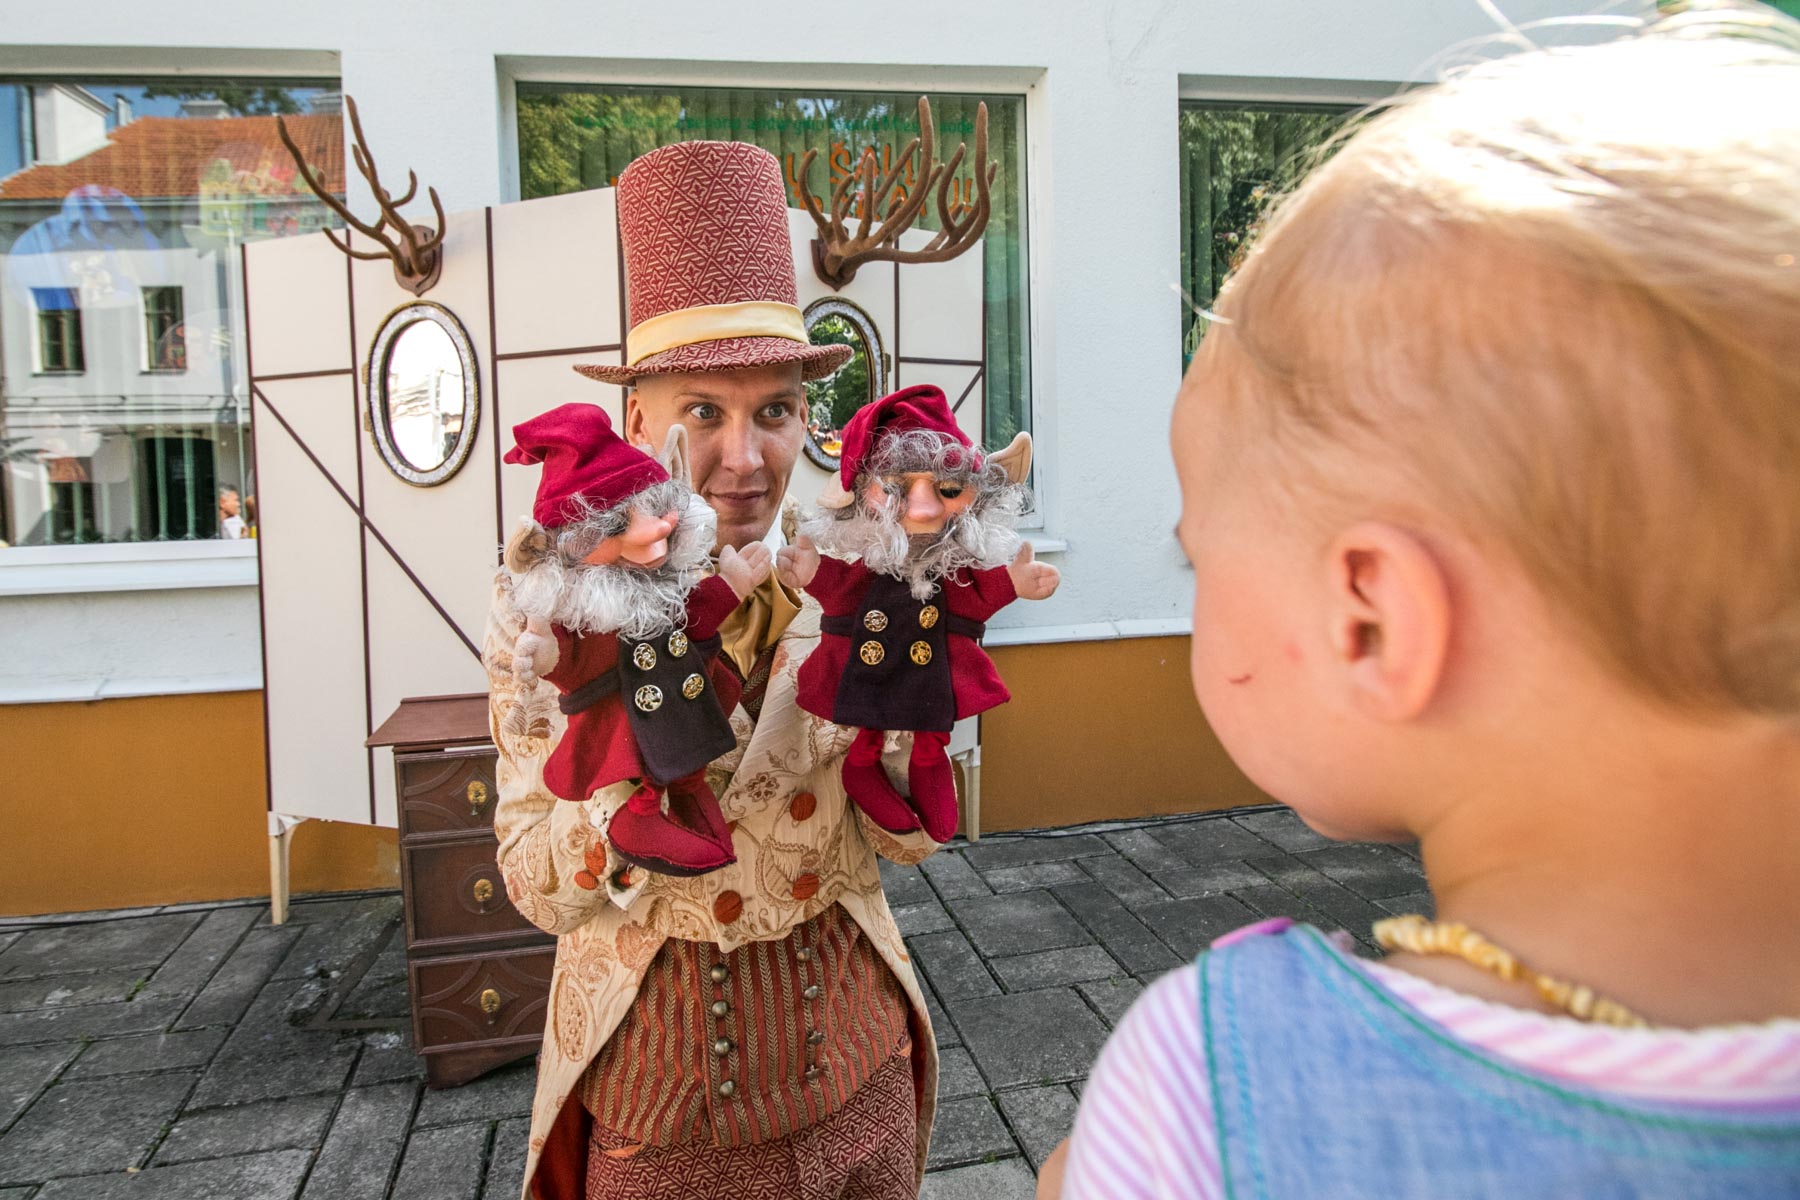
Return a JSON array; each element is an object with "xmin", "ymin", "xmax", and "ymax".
[
  {"xmin": 503, "ymin": 518, "xmax": 551, "ymax": 574},
  {"xmin": 1326, "ymin": 522, "xmax": 1451, "ymax": 723},
  {"xmin": 988, "ymin": 432, "xmax": 1032, "ymax": 484},
  {"xmin": 657, "ymin": 424, "xmax": 691, "ymax": 487}
]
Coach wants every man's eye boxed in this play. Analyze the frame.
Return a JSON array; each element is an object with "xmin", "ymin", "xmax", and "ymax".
[
  {"xmin": 761, "ymin": 402, "xmax": 793, "ymax": 420},
  {"xmin": 687, "ymin": 404, "xmax": 720, "ymax": 421}
]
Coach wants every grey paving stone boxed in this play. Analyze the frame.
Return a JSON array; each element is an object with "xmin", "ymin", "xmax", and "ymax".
[
  {"xmin": 1101, "ymin": 827, "xmax": 1191, "ymax": 875},
  {"xmin": 1076, "ymin": 976, "xmax": 1146, "ymax": 1028},
  {"xmin": 1048, "ymin": 883, "xmax": 1182, "ymax": 977},
  {"xmin": 1375, "ymin": 890, "xmax": 1436, "ymax": 919},
  {"xmin": 34, "ymin": 1149, "xmax": 312, "ymax": 1199},
  {"xmin": 391, "ymin": 1121, "xmax": 488, "ymax": 1200},
  {"xmin": 925, "ymin": 1094, "xmax": 1019, "ymax": 1170},
  {"xmin": 879, "ymin": 860, "xmax": 935, "ymax": 907},
  {"xmin": 1228, "ymin": 883, "xmax": 1340, "ymax": 933},
  {"xmin": 1155, "ymin": 860, "xmax": 1272, "ymax": 898},
  {"xmin": 0, "ymin": 998, "xmax": 185, "ymax": 1047},
  {"xmin": 176, "ymin": 925, "xmax": 302, "ymax": 1030},
  {"xmin": 1149, "ymin": 818, "xmax": 1278, "ymax": 866},
  {"xmin": 66, "ymin": 1029, "xmax": 228, "ymax": 1080},
  {"xmin": 300, "ymin": 1082, "xmax": 419, "ymax": 1200},
  {"xmin": 0, "ymin": 1041, "xmax": 78, "ymax": 1129},
  {"xmin": 1231, "ymin": 808, "xmax": 1333, "ymax": 852},
  {"xmin": 947, "ymin": 988, "xmax": 1109, "ymax": 1090},
  {"xmin": 272, "ymin": 895, "xmax": 402, "ymax": 983},
  {"xmin": 483, "ymin": 1116, "xmax": 531, "ymax": 1200},
  {"xmin": 894, "ymin": 901, "xmax": 957, "ymax": 938},
  {"xmin": 413, "ymin": 1059, "xmax": 535, "ymax": 1128},
  {"xmin": 948, "ymin": 892, "xmax": 1090, "ymax": 959},
  {"xmin": 0, "ymin": 968, "xmax": 146, "ymax": 1014},
  {"xmin": 352, "ymin": 1028, "xmax": 428, "ymax": 1086},
  {"xmin": 0, "ymin": 933, "xmax": 17, "ymax": 955},
  {"xmin": 0, "ymin": 1187, "xmax": 34, "ymax": 1198},
  {"xmin": 961, "ymin": 834, "xmax": 1109, "ymax": 872},
  {"xmin": 936, "ymin": 1045, "xmax": 986, "ymax": 1100},
  {"xmin": 908, "ymin": 931, "xmax": 999, "ymax": 1001},
  {"xmin": 189, "ymin": 977, "xmax": 360, "ymax": 1108},
  {"xmin": 977, "ymin": 861, "xmax": 1087, "ymax": 894},
  {"xmin": 1246, "ymin": 855, "xmax": 1392, "ymax": 939},
  {"xmin": 1298, "ymin": 843, "xmax": 1428, "ymax": 900},
  {"xmin": 154, "ymin": 1092, "xmax": 336, "ymax": 1164},
  {"xmin": 140, "ymin": 905, "xmax": 261, "ymax": 1002},
  {"xmin": 997, "ymin": 1083, "xmax": 1080, "ymax": 1169},
  {"xmin": 0, "ymin": 914, "xmax": 201, "ymax": 981},
  {"xmin": 0, "ymin": 1071, "xmax": 194, "ymax": 1179},
  {"xmin": 1136, "ymin": 894, "xmax": 1259, "ymax": 959},
  {"xmin": 919, "ymin": 853, "xmax": 991, "ymax": 900},
  {"xmin": 920, "ymin": 1157, "xmax": 1037, "ymax": 1200},
  {"xmin": 337, "ymin": 933, "xmax": 410, "ymax": 1022},
  {"xmin": 920, "ymin": 977, "xmax": 961, "ymax": 1048},
  {"xmin": 990, "ymin": 945, "xmax": 1122, "ymax": 992},
  {"xmin": 1078, "ymin": 853, "xmax": 1171, "ymax": 907}
]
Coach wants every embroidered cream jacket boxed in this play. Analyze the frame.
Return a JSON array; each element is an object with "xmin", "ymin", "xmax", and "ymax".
[{"xmin": 483, "ymin": 571, "xmax": 943, "ymax": 1200}]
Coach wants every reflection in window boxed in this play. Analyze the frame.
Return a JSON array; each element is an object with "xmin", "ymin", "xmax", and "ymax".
[
  {"xmin": 516, "ymin": 84, "xmax": 1030, "ymax": 449},
  {"xmin": 0, "ymin": 79, "xmax": 341, "ymax": 545},
  {"xmin": 1178, "ymin": 102, "xmax": 1350, "ymax": 364},
  {"xmin": 142, "ymin": 285, "xmax": 184, "ymax": 371}
]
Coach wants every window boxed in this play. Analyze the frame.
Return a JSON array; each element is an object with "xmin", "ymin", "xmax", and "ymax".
[
  {"xmin": 32, "ymin": 287, "xmax": 83, "ymax": 372},
  {"xmin": 516, "ymin": 83, "xmax": 1031, "ymax": 448},
  {"xmin": 142, "ymin": 284, "xmax": 184, "ymax": 371},
  {"xmin": 1178, "ymin": 101, "xmax": 1351, "ymax": 363},
  {"xmin": 0, "ymin": 79, "xmax": 341, "ymax": 546}
]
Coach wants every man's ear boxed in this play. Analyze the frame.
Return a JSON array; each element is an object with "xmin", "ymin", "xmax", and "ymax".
[
  {"xmin": 622, "ymin": 389, "xmax": 651, "ymax": 451},
  {"xmin": 1324, "ymin": 522, "xmax": 1451, "ymax": 722}
]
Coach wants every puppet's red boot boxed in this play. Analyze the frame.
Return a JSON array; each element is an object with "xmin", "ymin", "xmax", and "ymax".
[
  {"xmin": 841, "ymin": 728, "xmax": 922, "ymax": 834},
  {"xmin": 607, "ymin": 778, "xmax": 736, "ymax": 877},
  {"xmin": 907, "ymin": 730, "xmax": 959, "ymax": 843}
]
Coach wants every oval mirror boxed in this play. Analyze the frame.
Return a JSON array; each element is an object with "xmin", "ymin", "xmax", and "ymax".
[
  {"xmin": 802, "ymin": 298, "xmax": 886, "ymax": 471},
  {"xmin": 367, "ymin": 302, "xmax": 480, "ymax": 487}
]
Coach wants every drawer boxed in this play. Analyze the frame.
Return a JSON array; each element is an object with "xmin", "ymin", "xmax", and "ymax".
[
  {"xmin": 397, "ymin": 750, "xmax": 498, "ymax": 838},
  {"xmin": 402, "ymin": 837, "xmax": 538, "ymax": 949},
  {"xmin": 410, "ymin": 945, "xmax": 554, "ymax": 1054}
]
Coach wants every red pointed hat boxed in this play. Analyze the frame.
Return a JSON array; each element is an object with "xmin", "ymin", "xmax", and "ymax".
[
  {"xmin": 504, "ymin": 403, "xmax": 668, "ymax": 528},
  {"xmin": 573, "ymin": 141, "xmax": 852, "ymax": 387}
]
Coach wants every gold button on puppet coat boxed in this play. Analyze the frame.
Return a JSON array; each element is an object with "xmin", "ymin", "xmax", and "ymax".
[
  {"xmin": 863, "ymin": 610, "xmax": 889, "ymax": 632},
  {"xmin": 919, "ymin": 605, "xmax": 940, "ymax": 629},
  {"xmin": 668, "ymin": 630, "xmax": 689, "ymax": 657},
  {"xmin": 634, "ymin": 684, "xmax": 663, "ymax": 712},
  {"xmin": 682, "ymin": 673, "xmax": 706, "ymax": 700},
  {"xmin": 632, "ymin": 643, "xmax": 657, "ymax": 671},
  {"xmin": 910, "ymin": 641, "xmax": 933, "ymax": 666},
  {"xmin": 859, "ymin": 640, "xmax": 885, "ymax": 666}
]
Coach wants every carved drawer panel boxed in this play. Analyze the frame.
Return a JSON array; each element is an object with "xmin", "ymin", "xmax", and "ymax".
[
  {"xmin": 402, "ymin": 836, "xmax": 538, "ymax": 949},
  {"xmin": 397, "ymin": 751, "xmax": 498, "ymax": 838},
  {"xmin": 411, "ymin": 945, "xmax": 555, "ymax": 1054}
]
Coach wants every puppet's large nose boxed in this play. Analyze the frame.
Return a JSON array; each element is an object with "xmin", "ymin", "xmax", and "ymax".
[{"xmin": 903, "ymin": 477, "xmax": 946, "ymax": 528}]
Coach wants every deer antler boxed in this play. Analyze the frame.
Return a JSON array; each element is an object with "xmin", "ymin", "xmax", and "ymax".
[
  {"xmin": 796, "ymin": 97, "xmax": 995, "ymax": 290},
  {"xmin": 276, "ymin": 95, "xmax": 445, "ymax": 297}
]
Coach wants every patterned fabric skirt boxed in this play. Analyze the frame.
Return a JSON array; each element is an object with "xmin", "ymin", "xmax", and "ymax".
[{"xmin": 584, "ymin": 1051, "xmax": 917, "ymax": 1200}]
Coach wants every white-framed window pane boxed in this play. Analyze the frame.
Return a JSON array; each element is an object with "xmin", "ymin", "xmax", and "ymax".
[{"xmin": 0, "ymin": 79, "xmax": 342, "ymax": 546}]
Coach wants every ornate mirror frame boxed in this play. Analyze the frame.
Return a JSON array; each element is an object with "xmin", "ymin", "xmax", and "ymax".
[
  {"xmin": 801, "ymin": 297, "xmax": 887, "ymax": 471},
  {"xmin": 366, "ymin": 301, "xmax": 481, "ymax": 487}
]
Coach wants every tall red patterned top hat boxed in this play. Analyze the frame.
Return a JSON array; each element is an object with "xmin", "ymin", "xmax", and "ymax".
[
  {"xmin": 504, "ymin": 403, "xmax": 668, "ymax": 528},
  {"xmin": 573, "ymin": 142, "xmax": 852, "ymax": 386},
  {"xmin": 816, "ymin": 384, "xmax": 974, "ymax": 509}
]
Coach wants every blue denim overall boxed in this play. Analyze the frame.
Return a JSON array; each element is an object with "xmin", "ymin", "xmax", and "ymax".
[{"xmin": 1202, "ymin": 924, "xmax": 1800, "ymax": 1199}]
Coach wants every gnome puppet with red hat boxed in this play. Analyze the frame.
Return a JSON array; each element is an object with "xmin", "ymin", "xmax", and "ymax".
[
  {"xmin": 777, "ymin": 384, "xmax": 1061, "ymax": 842},
  {"xmin": 502, "ymin": 403, "xmax": 772, "ymax": 877}
]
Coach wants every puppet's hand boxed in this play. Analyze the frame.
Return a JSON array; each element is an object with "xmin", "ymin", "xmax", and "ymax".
[
  {"xmin": 513, "ymin": 614, "xmax": 558, "ymax": 685},
  {"xmin": 776, "ymin": 534, "xmax": 821, "ymax": 591},
  {"xmin": 717, "ymin": 542, "xmax": 773, "ymax": 599},
  {"xmin": 1007, "ymin": 542, "xmax": 1061, "ymax": 601}
]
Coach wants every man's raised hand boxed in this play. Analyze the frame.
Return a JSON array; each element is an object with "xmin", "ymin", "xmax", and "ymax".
[
  {"xmin": 776, "ymin": 534, "xmax": 821, "ymax": 591},
  {"xmin": 717, "ymin": 541, "xmax": 773, "ymax": 599},
  {"xmin": 1007, "ymin": 541, "xmax": 1061, "ymax": 601}
]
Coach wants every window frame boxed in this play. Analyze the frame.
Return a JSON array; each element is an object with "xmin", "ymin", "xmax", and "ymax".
[
  {"xmin": 141, "ymin": 284, "xmax": 186, "ymax": 373},
  {"xmin": 31, "ymin": 287, "xmax": 85, "ymax": 375}
]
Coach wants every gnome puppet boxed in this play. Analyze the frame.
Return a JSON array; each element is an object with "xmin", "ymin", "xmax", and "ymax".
[
  {"xmin": 504, "ymin": 403, "xmax": 772, "ymax": 876},
  {"xmin": 777, "ymin": 384, "xmax": 1060, "ymax": 842}
]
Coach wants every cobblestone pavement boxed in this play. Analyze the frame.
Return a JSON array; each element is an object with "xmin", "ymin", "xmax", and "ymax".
[{"xmin": 0, "ymin": 807, "xmax": 1427, "ymax": 1199}]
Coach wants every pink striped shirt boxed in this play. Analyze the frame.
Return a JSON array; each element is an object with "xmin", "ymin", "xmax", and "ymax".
[{"xmin": 1061, "ymin": 922, "xmax": 1800, "ymax": 1200}]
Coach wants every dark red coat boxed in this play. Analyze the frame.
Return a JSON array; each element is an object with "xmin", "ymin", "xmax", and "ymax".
[
  {"xmin": 795, "ymin": 557, "xmax": 1015, "ymax": 730},
  {"xmin": 541, "ymin": 574, "xmax": 742, "ymax": 802}
]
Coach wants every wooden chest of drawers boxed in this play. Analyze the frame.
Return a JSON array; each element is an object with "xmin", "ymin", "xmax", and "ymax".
[{"xmin": 372, "ymin": 694, "xmax": 554, "ymax": 1088}]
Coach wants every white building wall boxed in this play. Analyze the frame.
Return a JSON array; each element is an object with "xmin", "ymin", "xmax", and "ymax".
[{"xmin": 0, "ymin": 0, "xmax": 1621, "ymax": 701}]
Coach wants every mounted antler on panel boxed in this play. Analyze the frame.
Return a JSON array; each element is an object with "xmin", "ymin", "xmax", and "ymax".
[
  {"xmin": 276, "ymin": 95, "xmax": 446, "ymax": 297},
  {"xmin": 796, "ymin": 96, "xmax": 997, "ymax": 290}
]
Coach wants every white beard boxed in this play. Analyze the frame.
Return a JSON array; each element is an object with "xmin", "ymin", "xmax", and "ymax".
[
  {"xmin": 510, "ymin": 494, "xmax": 717, "ymax": 640},
  {"xmin": 801, "ymin": 496, "xmax": 1023, "ymax": 601}
]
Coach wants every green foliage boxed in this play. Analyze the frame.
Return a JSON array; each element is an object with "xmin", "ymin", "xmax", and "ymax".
[
  {"xmin": 139, "ymin": 84, "xmax": 304, "ymax": 116},
  {"xmin": 804, "ymin": 316, "xmax": 872, "ymax": 433}
]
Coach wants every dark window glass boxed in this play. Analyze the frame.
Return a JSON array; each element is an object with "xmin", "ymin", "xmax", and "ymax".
[{"xmin": 143, "ymin": 284, "xmax": 184, "ymax": 371}]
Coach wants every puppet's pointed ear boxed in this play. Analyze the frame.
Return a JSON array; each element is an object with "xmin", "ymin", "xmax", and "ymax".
[
  {"xmin": 988, "ymin": 432, "xmax": 1033, "ymax": 485},
  {"xmin": 503, "ymin": 518, "xmax": 551, "ymax": 574},
  {"xmin": 816, "ymin": 476, "xmax": 856, "ymax": 510},
  {"xmin": 657, "ymin": 424, "xmax": 691, "ymax": 487}
]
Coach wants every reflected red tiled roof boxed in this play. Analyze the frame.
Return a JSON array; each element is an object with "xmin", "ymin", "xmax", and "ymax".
[{"xmin": 0, "ymin": 112, "xmax": 344, "ymax": 202}]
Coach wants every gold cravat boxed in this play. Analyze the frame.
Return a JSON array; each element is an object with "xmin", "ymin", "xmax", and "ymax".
[{"xmin": 716, "ymin": 570, "xmax": 801, "ymax": 679}]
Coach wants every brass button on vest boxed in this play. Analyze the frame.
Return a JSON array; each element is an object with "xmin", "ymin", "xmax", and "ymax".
[
  {"xmin": 919, "ymin": 605, "xmax": 940, "ymax": 629},
  {"xmin": 632, "ymin": 643, "xmax": 657, "ymax": 671},
  {"xmin": 668, "ymin": 629, "xmax": 689, "ymax": 657},
  {"xmin": 634, "ymin": 684, "xmax": 663, "ymax": 712},
  {"xmin": 864, "ymin": 610, "xmax": 889, "ymax": 632},
  {"xmin": 718, "ymin": 1079, "xmax": 736, "ymax": 1097},
  {"xmin": 710, "ymin": 999, "xmax": 730, "ymax": 1018},
  {"xmin": 710, "ymin": 963, "xmax": 729, "ymax": 984},
  {"xmin": 910, "ymin": 641, "xmax": 933, "ymax": 666},
  {"xmin": 712, "ymin": 1037, "xmax": 733, "ymax": 1056},
  {"xmin": 859, "ymin": 640, "xmax": 884, "ymax": 666},
  {"xmin": 682, "ymin": 673, "xmax": 706, "ymax": 700},
  {"xmin": 803, "ymin": 984, "xmax": 822, "ymax": 1001}
]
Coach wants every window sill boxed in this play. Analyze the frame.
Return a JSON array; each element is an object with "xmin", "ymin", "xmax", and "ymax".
[
  {"xmin": 140, "ymin": 368, "xmax": 189, "ymax": 376},
  {"xmin": 32, "ymin": 370, "xmax": 85, "ymax": 378},
  {"xmin": 0, "ymin": 540, "xmax": 259, "ymax": 596}
]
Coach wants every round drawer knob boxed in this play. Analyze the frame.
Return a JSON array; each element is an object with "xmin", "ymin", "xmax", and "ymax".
[
  {"xmin": 472, "ymin": 878, "xmax": 495, "ymax": 905},
  {"xmin": 479, "ymin": 988, "xmax": 502, "ymax": 1015},
  {"xmin": 466, "ymin": 780, "xmax": 489, "ymax": 816}
]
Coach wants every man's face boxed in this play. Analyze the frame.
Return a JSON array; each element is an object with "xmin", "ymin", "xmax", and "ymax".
[
  {"xmin": 219, "ymin": 490, "xmax": 240, "ymax": 519},
  {"xmin": 625, "ymin": 362, "xmax": 805, "ymax": 551}
]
